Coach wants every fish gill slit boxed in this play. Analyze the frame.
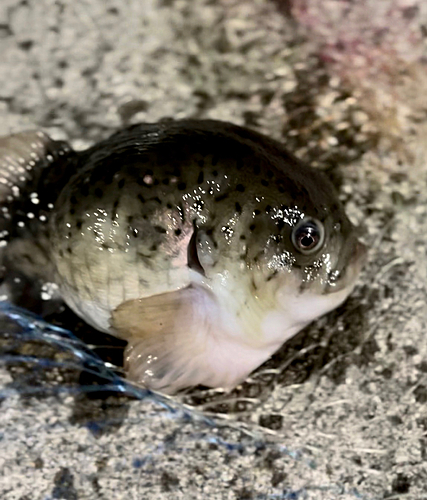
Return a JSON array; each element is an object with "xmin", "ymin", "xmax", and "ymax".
[{"xmin": 187, "ymin": 227, "xmax": 205, "ymax": 276}]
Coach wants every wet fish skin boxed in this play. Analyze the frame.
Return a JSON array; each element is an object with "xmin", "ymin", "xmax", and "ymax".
[{"xmin": 0, "ymin": 120, "xmax": 366, "ymax": 394}]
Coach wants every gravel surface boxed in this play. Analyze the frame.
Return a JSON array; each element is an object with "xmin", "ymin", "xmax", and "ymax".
[{"xmin": 1, "ymin": 0, "xmax": 427, "ymax": 499}]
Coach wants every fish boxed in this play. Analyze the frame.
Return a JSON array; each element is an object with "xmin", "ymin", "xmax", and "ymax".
[{"xmin": 0, "ymin": 120, "xmax": 366, "ymax": 394}]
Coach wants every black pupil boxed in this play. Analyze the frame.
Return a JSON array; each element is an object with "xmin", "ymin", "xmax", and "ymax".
[
  {"xmin": 297, "ymin": 225, "xmax": 319, "ymax": 249},
  {"xmin": 300, "ymin": 234, "xmax": 315, "ymax": 248}
]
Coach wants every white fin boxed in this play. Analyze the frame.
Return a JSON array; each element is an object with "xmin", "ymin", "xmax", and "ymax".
[{"xmin": 110, "ymin": 285, "xmax": 272, "ymax": 394}]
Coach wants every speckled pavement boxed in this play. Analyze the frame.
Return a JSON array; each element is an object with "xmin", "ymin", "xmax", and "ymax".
[{"xmin": 1, "ymin": 0, "xmax": 427, "ymax": 498}]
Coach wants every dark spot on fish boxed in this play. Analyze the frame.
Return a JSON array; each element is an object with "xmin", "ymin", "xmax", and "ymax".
[
  {"xmin": 261, "ymin": 180, "xmax": 269, "ymax": 187},
  {"xmin": 215, "ymin": 193, "xmax": 228, "ymax": 202},
  {"xmin": 278, "ymin": 186, "xmax": 285, "ymax": 194},
  {"xmin": 266, "ymin": 170, "xmax": 274, "ymax": 179},
  {"xmin": 249, "ymin": 224, "xmax": 256, "ymax": 231},
  {"xmin": 153, "ymin": 178, "xmax": 159, "ymax": 186},
  {"xmin": 113, "ymin": 199, "xmax": 120, "ymax": 209},
  {"xmin": 197, "ymin": 171, "xmax": 204, "ymax": 184},
  {"xmin": 70, "ymin": 208, "xmax": 75, "ymax": 215},
  {"xmin": 76, "ymin": 221, "xmax": 82, "ymax": 229},
  {"xmin": 265, "ymin": 205, "xmax": 271, "ymax": 213},
  {"xmin": 138, "ymin": 194, "xmax": 145, "ymax": 204},
  {"xmin": 162, "ymin": 178, "xmax": 170, "ymax": 185},
  {"xmin": 177, "ymin": 182, "xmax": 186, "ymax": 191},
  {"xmin": 235, "ymin": 202, "xmax": 242, "ymax": 214},
  {"xmin": 152, "ymin": 197, "xmax": 162, "ymax": 204},
  {"xmin": 175, "ymin": 228, "xmax": 182, "ymax": 236},
  {"xmin": 150, "ymin": 243, "xmax": 158, "ymax": 252},
  {"xmin": 59, "ymin": 250, "xmax": 64, "ymax": 257},
  {"xmin": 70, "ymin": 196, "xmax": 78, "ymax": 205},
  {"xmin": 94, "ymin": 188, "xmax": 103, "ymax": 198},
  {"xmin": 276, "ymin": 219, "xmax": 285, "ymax": 230},
  {"xmin": 154, "ymin": 225, "xmax": 167, "ymax": 234},
  {"xmin": 254, "ymin": 209, "xmax": 261, "ymax": 216},
  {"xmin": 236, "ymin": 184, "xmax": 245, "ymax": 192},
  {"xmin": 127, "ymin": 215, "xmax": 133, "ymax": 223},
  {"xmin": 118, "ymin": 179, "xmax": 125, "ymax": 189},
  {"xmin": 251, "ymin": 279, "xmax": 258, "ymax": 291},
  {"xmin": 240, "ymin": 234, "xmax": 246, "ymax": 240},
  {"xmin": 267, "ymin": 270, "xmax": 278, "ymax": 282},
  {"xmin": 212, "ymin": 170, "xmax": 218, "ymax": 177},
  {"xmin": 67, "ymin": 247, "xmax": 72, "ymax": 254}
]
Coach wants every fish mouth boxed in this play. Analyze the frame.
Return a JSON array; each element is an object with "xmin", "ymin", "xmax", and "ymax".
[{"xmin": 324, "ymin": 238, "xmax": 368, "ymax": 294}]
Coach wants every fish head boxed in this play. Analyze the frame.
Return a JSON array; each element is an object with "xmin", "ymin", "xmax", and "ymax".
[{"xmin": 244, "ymin": 170, "xmax": 367, "ymax": 337}]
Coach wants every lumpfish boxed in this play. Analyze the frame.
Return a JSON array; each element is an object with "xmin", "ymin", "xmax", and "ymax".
[{"xmin": 0, "ymin": 120, "xmax": 366, "ymax": 394}]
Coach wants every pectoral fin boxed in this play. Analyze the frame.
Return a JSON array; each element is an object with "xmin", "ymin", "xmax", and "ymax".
[
  {"xmin": 111, "ymin": 288, "xmax": 185, "ymax": 339},
  {"xmin": 110, "ymin": 286, "xmax": 211, "ymax": 394}
]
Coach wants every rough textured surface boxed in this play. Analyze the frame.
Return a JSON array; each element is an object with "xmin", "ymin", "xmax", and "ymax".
[{"xmin": 1, "ymin": 0, "xmax": 427, "ymax": 499}]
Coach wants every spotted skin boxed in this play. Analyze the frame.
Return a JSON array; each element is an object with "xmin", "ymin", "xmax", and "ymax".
[{"xmin": 0, "ymin": 120, "xmax": 366, "ymax": 393}]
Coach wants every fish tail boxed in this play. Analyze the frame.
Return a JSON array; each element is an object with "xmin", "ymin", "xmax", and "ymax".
[
  {"xmin": 0, "ymin": 130, "xmax": 76, "ymax": 287},
  {"xmin": 0, "ymin": 130, "xmax": 76, "ymax": 238}
]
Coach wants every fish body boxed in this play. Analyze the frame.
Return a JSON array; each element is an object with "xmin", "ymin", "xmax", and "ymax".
[{"xmin": 0, "ymin": 120, "xmax": 366, "ymax": 393}]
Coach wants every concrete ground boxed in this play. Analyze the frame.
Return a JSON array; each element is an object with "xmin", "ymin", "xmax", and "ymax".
[{"xmin": 1, "ymin": 0, "xmax": 427, "ymax": 498}]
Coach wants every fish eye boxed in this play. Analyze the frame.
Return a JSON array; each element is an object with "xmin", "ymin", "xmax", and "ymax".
[{"xmin": 291, "ymin": 218, "xmax": 325, "ymax": 255}]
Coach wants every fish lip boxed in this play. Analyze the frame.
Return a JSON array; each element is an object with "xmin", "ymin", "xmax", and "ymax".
[{"xmin": 324, "ymin": 239, "xmax": 368, "ymax": 294}]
